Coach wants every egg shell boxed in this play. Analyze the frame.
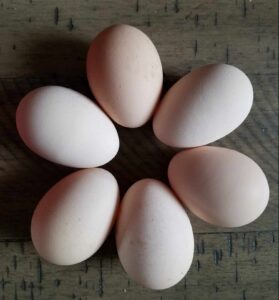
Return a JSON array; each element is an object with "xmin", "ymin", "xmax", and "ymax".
[
  {"xmin": 87, "ymin": 24, "xmax": 163, "ymax": 128},
  {"xmin": 153, "ymin": 64, "xmax": 253, "ymax": 147},
  {"xmin": 168, "ymin": 147, "xmax": 269, "ymax": 227},
  {"xmin": 16, "ymin": 86, "xmax": 119, "ymax": 168},
  {"xmin": 116, "ymin": 179, "xmax": 194, "ymax": 290},
  {"xmin": 31, "ymin": 168, "xmax": 119, "ymax": 265}
]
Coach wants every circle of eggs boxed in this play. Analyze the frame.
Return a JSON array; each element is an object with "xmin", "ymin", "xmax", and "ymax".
[{"xmin": 15, "ymin": 24, "xmax": 270, "ymax": 290}]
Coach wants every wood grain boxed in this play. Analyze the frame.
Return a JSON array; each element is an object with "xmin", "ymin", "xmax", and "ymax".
[
  {"xmin": 0, "ymin": 231, "xmax": 278, "ymax": 300},
  {"xmin": 0, "ymin": 0, "xmax": 278, "ymax": 299}
]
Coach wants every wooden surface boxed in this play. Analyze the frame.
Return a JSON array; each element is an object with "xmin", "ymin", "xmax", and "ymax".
[{"xmin": 0, "ymin": 0, "xmax": 278, "ymax": 299}]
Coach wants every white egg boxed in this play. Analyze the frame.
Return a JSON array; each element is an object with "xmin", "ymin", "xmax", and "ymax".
[
  {"xmin": 116, "ymin": 179, "xmax": 194, "ymax": 290},
  {"xmin": 153, "ymin": 64, "xmax": 253, "ymax": 147},
  {"xmin": 16, "ymin": 86, "xmax": 119, "ymax": 168},
  {"xmin": 31, "ymin": 168, "xmax": 119, "ymax": 265}
]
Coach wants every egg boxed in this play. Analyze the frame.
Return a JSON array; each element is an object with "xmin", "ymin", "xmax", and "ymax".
[
  {"xmin": 153, "ymin": 64, "xmax": 253, "ymax": 147},
  {"xmin": 31, "ymin": 168, "xmax": 119, "ymax": 265},
  {"xmin": 16, "ymin": 86, "xmax": 119, "ymax": 168},
  {"xmin": 87, "ymin": 24, "xmax": 163, "ymax": 128},
  {"xmin": 116, "ymin": 179, "xmax": 194, "ymax": 290},
  {"xmin": 168, "ymin": 147, "xmax": 269, "ymax": 227}
]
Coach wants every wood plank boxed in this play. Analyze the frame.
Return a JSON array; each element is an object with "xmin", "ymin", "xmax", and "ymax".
[
  {"xmin": 0, "ymin": 0, "xmax": 277, "ymax": 78},
  {"xmin": 0, "ymin": 231, "xmax": 277, "ymax": 300}
]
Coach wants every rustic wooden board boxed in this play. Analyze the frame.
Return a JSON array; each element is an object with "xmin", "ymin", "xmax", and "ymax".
[
  {"xmin": 0, "ymin": 231, "xmax": 278, "ymax": 300},
  {"xmin": 0, "ymin": 0, "xmax": 278, "ymax": 299}
]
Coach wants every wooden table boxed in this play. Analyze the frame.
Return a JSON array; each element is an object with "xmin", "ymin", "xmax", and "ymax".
[{"xmin": 0, "ymin": 1, "xmax": 278, "ymax": 299}]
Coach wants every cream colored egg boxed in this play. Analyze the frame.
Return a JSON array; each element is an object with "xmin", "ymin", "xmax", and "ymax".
[
  {"xmin": 31, "ymin": 168, "xmax": 119, "ymax": 265},
  {"xmin": 16, "ymin": 86, "xmax": 119, "ymax": 168},
  {"xmin": 153, "ymin": 64, "xmax": 253, "ymax": 147},
  {"xmin": 168, "ymin": 147, "xmax": 269, "ymax": 227},
  {"xmin": 116, "ymin": 179, "xmax": 194, "ymax": 290},
  {"xmin": 87, "ymin": 24, "xmax": 163, "ymax": 128}
]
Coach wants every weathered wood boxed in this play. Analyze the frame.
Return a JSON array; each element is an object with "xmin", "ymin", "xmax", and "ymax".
[
  {"xmin": 0, "ymin": 0, "xmax": 277, "ymax": 77},
  {"xmin": 0, "ymin": 231, "xmax": 278, "ymax": 300},
  {"xmin": 0, "ymin": 0, "xmax": 278, "ymax": 299}
]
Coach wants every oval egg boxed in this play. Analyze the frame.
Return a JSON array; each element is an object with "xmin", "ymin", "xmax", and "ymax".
[
  {"xmin": 87, "ymin": 24, "xmax": 163, "ymax": 128},
  {"xmin": 31, "ymin": 168, "xmax": 119, "ymax": 265},
  {"xmin": 153, "ymin": 64, "xmax": 253, "ymax": 147},
  {"xmin": 16, "ymin": 86, "xmax": 119, "ymax": 168},
  {"xmin": 116, "ymin": 179, "xmax": 194, "ymax": 290},
  {"xmin": 168, "ymin": 147, "xmax": 269, "ymax": 227}
]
